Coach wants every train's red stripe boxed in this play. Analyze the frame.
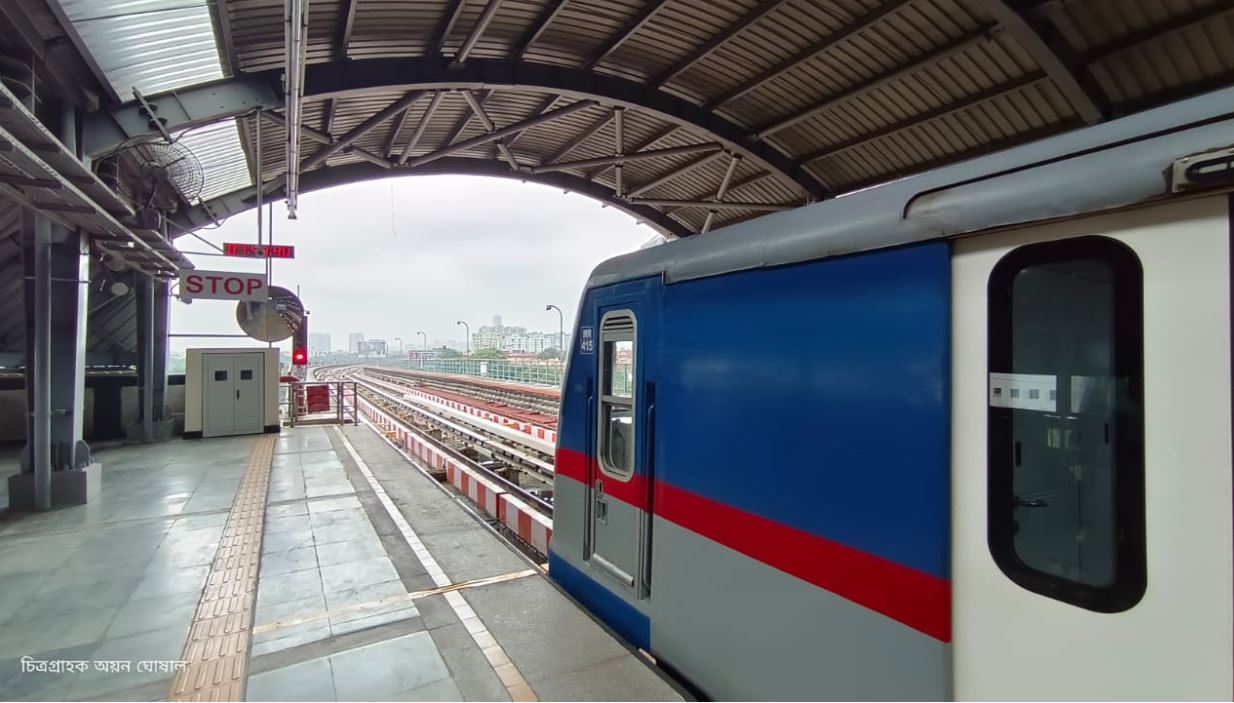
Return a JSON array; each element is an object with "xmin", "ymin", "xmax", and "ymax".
[
  {"xmin": 656, "ymin": 482, "xmax": 951, "ymax": 642},
  {"xmin": 555, "ymin": 448, "xmax": 650, "ymax": 510},
  {"xmin": 555, "ymin": 447, "xmax": 950, "ymax": 642}
]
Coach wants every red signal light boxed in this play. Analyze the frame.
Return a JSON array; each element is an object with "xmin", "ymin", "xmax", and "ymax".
[{"xmin": 292, "ymin": 349, "xmax": 308, "ymax": 366}]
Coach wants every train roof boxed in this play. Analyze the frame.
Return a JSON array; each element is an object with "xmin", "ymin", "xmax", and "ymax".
[{"xmin": 588, "ymin": 85, "xmax": 1234, "ymax": 289}]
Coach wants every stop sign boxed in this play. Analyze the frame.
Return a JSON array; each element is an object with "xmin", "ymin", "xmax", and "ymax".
[{"xmin": 178, "ymin": 269, "xmax": 268, "ymax": 301}]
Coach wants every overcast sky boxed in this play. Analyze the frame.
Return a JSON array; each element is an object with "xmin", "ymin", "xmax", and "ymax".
[{"xmin": 169, "ymin": 175, "xmax": 657, "ymax": 354}]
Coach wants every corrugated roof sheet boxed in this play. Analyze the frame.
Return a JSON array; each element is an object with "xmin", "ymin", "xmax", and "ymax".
[
  {"xmin": 60, "ymin": 0, "xmax": 224, "ymax": 97},
  {"xmin": 176, "ymin": 119, "xmax": 254, "ymax": 202},
  {"xmin": 75, "ymin": 0, "xmax": 1234, "ymax": 237}
]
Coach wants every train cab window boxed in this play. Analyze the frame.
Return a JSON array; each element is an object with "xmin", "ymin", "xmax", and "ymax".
[
  {"xmin": 988, "ymin": 237, "xmax": 1145, "ymax": 612},
  {"xmin": 599, "ymin": 312, "xmax": 636, "ymax": 479}
]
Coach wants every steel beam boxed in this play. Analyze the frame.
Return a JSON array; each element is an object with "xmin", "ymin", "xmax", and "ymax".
[
  {"xmin": 708, "ymin": 0, "xmax": 915, "ymax": 110},
  {"xmin": 460, "ymin": 89, "xmax": 520, "ymax": 170},
  {"xmin": 613, "ymin": 107, "xmax": 624, "ymax": 195},
  {"xmin": 432, "ymin": 0, "xmax": 468, "ymax": 56},
  {"xmin": 135, "ymin": 276, "xmax": 170, "ymax": 436},
  {"xmin": 582, "ymin": 0, "xmax": 670, "ymax": 71},
  {"xmin": 42, "ymin": 0, "xmax": 121, "ymax": 104},
  {"xmin": 259, "ymin": 111, "xmax": 393, "ymax": 194},
  {"xmin": 323, "ymin": 98, "xmax": 338, "ymax": 136},
  {"xmin": 382, "ymin": 108, "xmax": 412, "ymax": 157},
  {"xmin": 651, "ymin": 0, "xmax": 789, "ymax": 89},
  {"xmin": 86, "ymin": 57, "xmax": 825, "ymax": 196},
  {"xmin": 265, "ymin": 110, "xmax": 332, "ymax": 147},
  {"xmin": 974, "ymin": 0, "xmax": 1103, "ymax": 124},
  {"xmin": 505, "ymin": 95, "xmax": 560, "ymax": 148},
  {"xmin": 208, "ymin": 0, "xmax": 240, "ymax": 76},
  {"xmin": 625, "ymin": 197, "xmax": 793, "ymax": 211},
  {"xmin": 397, "ymin": 91, "xmax": 445, "ymax": 165},
  {"xmin": 627, "ymin": 149, "xmax": 726, "ymax": 198},
  {"xmin": 407, "ymin": 99, "xmax": 595, "ymax": 168},
  {"xmin": 513, "ymin": 0, "xmax": 570, "ymax": 59},
  {"xmin": 137, "ymin": 274, "xmax": 154, "ymax": 440},
  {"xmin": 531, "ymin": 142, "xmax": 721, "ymax": 174},
  {"xmin": 753, "ymin": 27, "xmax": 995, "ymax": 139},
  {"xmin": 83, "ymin": 78, "xmax": 278, "ymax": 157},
  {"xmin": 454, "ymin": 0, "xmax": 504, "ymax": 65},
  {"xmin": 542, "ymin": 109, "xmax": 612, "ymax": 164},
  {"xmin": 438, "ymin": 89, "xmax": 490, "ymax": 151},
  {"xmin": 22, "ymin": 210, "xmax": 52, "ymax": 509},
  {"xmin": 301, "ymin": 90, "xmax": 424, "ymax": 170},
  {"xmin": 0, "ymin": 173, "xmax": 61, "ymax": 189},
  {"xmin": 338, "ymin": 0, "xmax": 359, "ymax": 59},
  {"xmin": 701, "ymin": 153, "xmax": 741, "ymax": 233},
  {"xmin": 170, "ymin": 159, "xmax": 693, "ymax": 238},
  {"xmin": 587, "ymin": 123, "xmax": 680, "ymax": 181}
]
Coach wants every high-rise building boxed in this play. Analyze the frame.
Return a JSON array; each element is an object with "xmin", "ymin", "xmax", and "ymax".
[
  {"xmin": 308, "ymin": 332, "xmax": 331, "ymax": 356},
  {"xmin": 348, "ymin": 332, "xmax": 364, "ymax": 353},
  {"xmin": 471, "ymin": 323, "xmax": 569, "ymax": 354},
  {"xmin": 492, "ymin": 315, "xmax": 503, "ymax": 329}
]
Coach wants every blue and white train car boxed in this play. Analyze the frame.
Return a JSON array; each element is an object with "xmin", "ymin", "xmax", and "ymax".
[{"xmin": 549, "ymin": 85, "xmax": 1234, "ymax": 700}]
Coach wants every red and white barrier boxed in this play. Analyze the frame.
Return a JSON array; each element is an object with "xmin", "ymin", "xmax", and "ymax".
[
  {"xmin": 357, "ymin": 397, "xmax": 553, "ymax": 555},
  {"xmin": 369, "ymin": 377, "xmax": 557, "ymax": 444},
  {"xmin": 499, "ymin": 493, "xmax": 553, "ymax": 556}
]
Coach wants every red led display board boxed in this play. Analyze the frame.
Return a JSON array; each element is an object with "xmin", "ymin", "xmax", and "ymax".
[{"xmin": 223, "ymin": 242, "xmax": 296, "ymax": 259}]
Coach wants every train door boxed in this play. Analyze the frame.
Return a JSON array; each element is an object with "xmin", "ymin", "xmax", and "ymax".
[
  {"xmin": 950, "ymin": 195, "xmax": 1233, "ymax": 699},
  {"xmin": 587, "ymin": 305, "xmax": 652, "ymax": 597}
]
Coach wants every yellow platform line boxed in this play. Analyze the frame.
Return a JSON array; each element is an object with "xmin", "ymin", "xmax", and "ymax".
[{"xmin": 169, "ymin": 435, "xmax": 275, "ymax": 702}]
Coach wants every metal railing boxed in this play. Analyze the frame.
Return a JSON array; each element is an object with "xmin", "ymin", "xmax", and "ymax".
[
  {"xmin": 282, "ymin": 380, "xmax": 360, "ymax": 427},
  {"xmin": 368, "ymin": 357, "xmax": 567, "ymax": 389}
]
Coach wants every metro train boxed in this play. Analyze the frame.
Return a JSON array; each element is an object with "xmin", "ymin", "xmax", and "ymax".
[{"xmin": 549, "ymin": 85, "xmax": 1234, "ymax": 700}]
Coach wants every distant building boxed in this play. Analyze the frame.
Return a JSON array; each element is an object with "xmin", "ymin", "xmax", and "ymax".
[
  {"xmin": 473, "ymin": 325, "xmax": 507, "ymax": 351},
  {"xmin": 308, "ymin": 332, "xmax": 331, "ymax": 356},
  {"xmin": 360, "ymin": 339, "xmax": 387, "ymax": 357},
  {"xmin": 348, "ymin": 332, "xmax": 364, "ymax": 353},
  {"xmin": 472, "ymin": 323, "xmax": 569, "ymax": 354}
]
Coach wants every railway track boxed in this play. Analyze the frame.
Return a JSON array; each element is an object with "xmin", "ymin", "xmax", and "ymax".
[
  {"xmin": 315, "ymin": 366, "xmax": 556, "ymax": 558},
  {"xmin": 321, "ymin": 365, "xmax": 557, "ymax": 507},
  {"xmin": 365, "ymin": 366, "xmax": 560, "ymax": 418}
]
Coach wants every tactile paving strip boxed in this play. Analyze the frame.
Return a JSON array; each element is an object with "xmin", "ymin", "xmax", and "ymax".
[{"xmin": 169, "ymin": 435, "xmax": 275, "ymax": 702}]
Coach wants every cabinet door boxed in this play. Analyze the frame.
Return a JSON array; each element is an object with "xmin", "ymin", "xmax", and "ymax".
[
  {"xmin": 203, "ymin": 355, "xmax": 235, "ymax": 438},
  {"xmin": 232, "ymin": 353, "xmax": 265, "ymax": 434}
]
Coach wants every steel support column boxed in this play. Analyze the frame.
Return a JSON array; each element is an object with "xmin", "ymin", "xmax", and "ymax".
[
  {"xmin": 22, "ymin": 210, "xmax": 52, "ymax": 510},
  {"xmin": 48, "ymin": 224, "xmax": 89, "ymax": 465},
  {"xmin": 136, "ymin": 275, "xmax": 169, "ymax": 439},
  {"xmin": 21, "ymin": 210, "xmax": 92, "ymax": 508}
]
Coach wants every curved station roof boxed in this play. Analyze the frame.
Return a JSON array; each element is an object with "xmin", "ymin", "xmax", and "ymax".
[{"xmin": 35, "ymin": 0, "xmax": 1231, "ymax": 240}]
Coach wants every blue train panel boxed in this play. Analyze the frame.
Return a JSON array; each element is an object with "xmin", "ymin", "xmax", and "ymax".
[{"xmin": 654, "ymin": 242, "xmax": 951, "ymax": 576}]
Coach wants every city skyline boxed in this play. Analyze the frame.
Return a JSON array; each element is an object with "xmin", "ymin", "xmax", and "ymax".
[
  {"xmin": 337, "ymin": 316, "xmax": 569, "ymax": 354},
  {"xmin": 168, "ymin": 176, "xmax": 654, "ymax": 355}
]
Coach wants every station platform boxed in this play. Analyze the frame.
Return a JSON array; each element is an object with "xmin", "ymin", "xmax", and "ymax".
[{"xmin": 0, "ymin": 426, "xmax": 684, "ymax": 702}]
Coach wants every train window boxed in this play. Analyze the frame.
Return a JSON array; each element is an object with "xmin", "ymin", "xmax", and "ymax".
[
  {"xmin": 599, "ymin": 312, "xmax": 636, "ymax": 479},
  {"xmin": 987, "ymin": 236, "xmax": 1145, "ymax": 612}
]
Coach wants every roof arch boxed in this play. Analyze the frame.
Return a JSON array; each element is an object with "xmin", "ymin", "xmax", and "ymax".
[
  {"xmin": 170, "ymin": 158, "xmax": 697, "ymax": 238},
  {"xmin": 68, "ymin": 0, "xmax": 1234, "ymax": 237}
]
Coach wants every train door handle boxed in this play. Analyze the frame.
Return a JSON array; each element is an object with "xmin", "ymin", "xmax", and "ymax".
[{"xmin": 235, "ymin": 390, "xmax": 240, "ymax": 400}]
